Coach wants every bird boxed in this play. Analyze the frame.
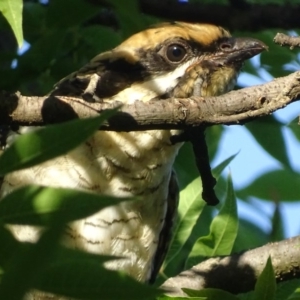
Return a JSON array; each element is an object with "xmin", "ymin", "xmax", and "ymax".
[{"xmin": 0, "ymin": 22, "xmax": 267, "ymax": 285}]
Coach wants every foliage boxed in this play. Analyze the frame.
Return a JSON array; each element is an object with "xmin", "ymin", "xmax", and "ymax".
[
  {"xmin": 0, "ymin": 110, "xmax": 116, "ymax": 175},
  {"xmin": 0, "ymin": 0, "xmax": 300, "ymax": 299},
  {"xmin": 0, "ymin": 0, "xmax": 23, "ymax": 47}
]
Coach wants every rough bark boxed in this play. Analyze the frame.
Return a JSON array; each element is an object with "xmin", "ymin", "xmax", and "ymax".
[
  {"xmin": 274, "ymin": 33, "xmax": 300, "ymax": 49},
  {"xmin": 1, "ymin": 71, "xmax": 300, "ymax": 130},
  {"xmin": 161, "ymin": 236, "xmax": 300, "ymax": 296},
  {"xmin": 139, "ymin": 0, "xmax": 300, "ymax": 32}
]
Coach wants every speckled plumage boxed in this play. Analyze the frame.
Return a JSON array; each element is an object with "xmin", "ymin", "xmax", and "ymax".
[{"xmin": 1, "ymin": 22, "xmax": 266, "ymax": 296}]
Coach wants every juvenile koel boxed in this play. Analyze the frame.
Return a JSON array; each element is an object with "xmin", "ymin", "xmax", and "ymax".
[{"xmin": 1, "ymin": 22, "xmax": 266, "ymax": 284}]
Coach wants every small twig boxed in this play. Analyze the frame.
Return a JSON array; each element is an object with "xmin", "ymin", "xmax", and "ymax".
[{"xmin": 273, "ymin": 33, "xmax": 300, "ymax": 49}]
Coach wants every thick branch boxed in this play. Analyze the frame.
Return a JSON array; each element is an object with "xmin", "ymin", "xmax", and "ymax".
[
  {"xmin": 274, "ymin": 33, "xmax": 300, "ymax": 49},
  {"xmin": 1, "ymin": 71, "xmax": 300, "ymax": 130},
  {"xmin": 161, "ymin": 235, "xmax": 300, "ymax": 296},
  {"xmin": 139, "ymin": 0, "xmax": 300, "ymax": 31}
]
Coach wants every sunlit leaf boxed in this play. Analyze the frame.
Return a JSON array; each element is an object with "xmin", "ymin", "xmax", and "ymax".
[
  {"xmin": 163, "ymin": 176, "xmax": 206, "ymax": 277},
  {"xmin": 0, "ymin": 111, "xmax": 116, "ymax": 176},
  {"xmin": 160, "ymin": 143, "xmax": 205, "ymax": 279},
  {"xmin": 288, "ymin": 287, "xmax": 300, "ymax": 299},
  {"xmin": 0, "ymin": 0, "xmax": 23, "ymax": 47},
  {"xmin": 212, "ymin": 152, "xmax": 238, "ymax": 178},
  {"xmin": 185, "ymin": 174, "xmax": 238, "ymax": 268},
  {"xmin": 252, "ymin": 257, "xmax": 276, "ymax": 300},
  {"xmin": 0, "ymin": 185, "xmax": 131, "ymax": 226},
  {"xmin": 183, "ymin": 287, "xmax": 239, "ymax": 300}
]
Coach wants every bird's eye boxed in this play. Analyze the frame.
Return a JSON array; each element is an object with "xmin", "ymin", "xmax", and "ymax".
[{"xmin": 166, "ymin": 44, "xmax": 187, "ymax": 62}]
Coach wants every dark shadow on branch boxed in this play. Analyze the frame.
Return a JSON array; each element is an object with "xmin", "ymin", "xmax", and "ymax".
[
  {"xmin": 1, "ymin": 71, "xmax": 300, "ymax": 130},
  {"xmin": 139, "ymin": 0, "xmax": 300, "ymax": 31},
  {"xmin": 161, "ymin": 235, "xmax": 300, "ymax": 296}
]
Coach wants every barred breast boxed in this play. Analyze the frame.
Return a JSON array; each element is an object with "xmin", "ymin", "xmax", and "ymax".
[{"xmin": 1, "ymin": 129, "xmax": 182, "ymax": 282}]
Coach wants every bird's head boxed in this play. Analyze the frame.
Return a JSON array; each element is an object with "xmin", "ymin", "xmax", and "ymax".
[{"xmin": 53, "ymin": 22, "xmax": 267, "ymax": 102}]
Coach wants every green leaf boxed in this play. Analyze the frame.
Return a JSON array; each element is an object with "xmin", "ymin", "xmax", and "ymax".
[
  {"xmin": 35, "ymin": 258, "xmax": 161, "ymax": 300},
  {"xmin": 174, "ymin": 143, "xmax": 201, "ymax": 186},
  {"xmin": 288, "ymin": 287, "xmax": 300, "ymax": 299},
  {"xmin": 233, "ymin": 218, "xmax": 268, "ymax": 252},
  {"xmin": 46, "ymin": 0, "xmax": 99, "ymax": 29},
  {"xmin": 163, "ymin": 176, "xmax": 206, "ymax": 277},
  {"xmin": 82, "ymin": 25, "xmax": 122, "ymax": 53},
  {"xmin": 1, "ymin": 221, "xmax": 153, "ymax": 300},
  {"xmin": 18, "ymin": 30, "xmax": 66, "ymax": 74},
  {"xmin": 158, "ymin": 296, "xmax": 206, "ymax": 300},
  {"xmin": 0, "ymin": 231, "xmax": 113, "ymax": 272},
  {"xmin": 0, "ymin": 225, "xmax": 20, "ymax": 268},
  {"xmin": 183, "ymin": 288, "xmax": 239, "ymax": 300},
  {"xmin": 162, "ymin": 152, "xmax": 238, "ymax": 278},
  {"xmin": 162, "ymin": 144, "xmax": 206, "ymax": 278},
  {"xmin": 0, "ymin": 0, "xmax": 23, "ymax": 47},
  {"xmin": 236, "ymin": 169, "xmax": 300, "ymax": 202},
  {"xmin": 252, "ymin": 257, "xmax": 276, "ymax": 300},
  {"xmin": 1, "ymin": 242, "xmax": 149, "ymax": 300},
  {"xmin": 287, "ymin": 117, "xmax": 300, "ymax": 143},
  {"xmin": 23, "ymin": 2, "xmax": 46, "ymax": 43},
  {"xmin": 0, "ymin": 233, "xmax": 121, "ymax": 299},
  {"xmin": 269, "ymin": 203, "xmax": 285, "ymax": 242},
  {"xmin": 0, "ymin": 223, "xmax": 64, "ymax": 300},
  {"xmin": 34, "ymin": 245, "xmax": 156, "ymax": 300},
  {"xmin": 0, "ymin": 185, "xmax": 131, "ymax": 226},
  {"xmin": 258, "ymin": 30, "xmax": 296, "ymax": 78},
  {"xmin": 108, "ymin": 0, "xmax": 145, "ymax": 38},
  {"xmin": 246, "ymin": 115, "xmax": 291, "ymax": 170},
  {"xmin": 185, "ymin": 174, "xmax": 238, "ymax": 268},
  {"xmin": 238, "ymin": 290, "xmax": 254, "ymax": 300},
  {"xmin": 275, "ymin": 279, "xmax": 300, "ymax": 300},
  {"xmin": 212, "ymin": 152, "xmax": 238, "ymax": 179},
  {"xmin": 0, "ymin": 110, "xmax": 116, "ymax": 176}
]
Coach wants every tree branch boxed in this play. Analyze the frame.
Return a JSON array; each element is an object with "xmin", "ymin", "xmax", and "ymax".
[
  {"xmin": 274, "ymin": 33, "xmax": 300, "ymax": 49},
  {"xmin": 161, "ymin": 235, "xmax": 300, "ymax": 296},
  {"xmin": 1, "ymin": 71, "xmax": 300, "ymax": 130},
  {"xmin": 1, "ymin": 71, "xmax": 299, "ymax": 209},
  {"xmin": 139, "ymin": 0, "xmax": 300, "ymax": 31}
]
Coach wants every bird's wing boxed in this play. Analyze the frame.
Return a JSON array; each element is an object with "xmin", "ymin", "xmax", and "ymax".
[
  {"xmin": 50, "ymin": 50, "xmax": 146, "ymax": 102},
  {"xmin": 149, "ymin": 169, "xmax": 179, "ymax": 283}
]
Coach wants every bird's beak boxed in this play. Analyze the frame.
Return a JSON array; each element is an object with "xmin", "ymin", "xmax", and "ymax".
[{"xmin": 214, "ymin": 37, "xmax": 268, "ymax": 65}]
